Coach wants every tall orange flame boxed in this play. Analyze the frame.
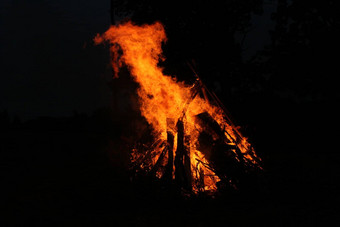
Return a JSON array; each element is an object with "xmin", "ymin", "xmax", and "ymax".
[{"xmin": 95, "ymin": 21, "xmax": 260, "ymax": 193}]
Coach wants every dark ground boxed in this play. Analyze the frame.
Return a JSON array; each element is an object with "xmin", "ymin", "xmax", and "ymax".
[
  {"xmin": 2, "ymin": 96, "xmax": 339, "ymax": 226},
  {"xmin": 2, "ymin": 0, "xmax": 340, "ymax": 226}
]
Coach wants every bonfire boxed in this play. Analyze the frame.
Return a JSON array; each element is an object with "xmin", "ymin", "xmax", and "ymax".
[{"xmin": 95, "ymin": 21, "xmax": 261, "ymax": 194}]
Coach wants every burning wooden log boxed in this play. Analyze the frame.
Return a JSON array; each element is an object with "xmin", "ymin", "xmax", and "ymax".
[
  {"xmin": 184, "ymin": 134, "xmax": 192, "ymax": 191},
  {"xmin": 165, "ymin": 118, "xmax": 175, "ymax": 181},
  {"xmin": 174, "ymin": 119, "xmax": 186, "ymax": 188}
]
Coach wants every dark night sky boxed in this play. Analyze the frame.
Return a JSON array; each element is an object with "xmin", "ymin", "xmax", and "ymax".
[
  {"xmin": 1, "ymin": 0, "xmax": 277, "ymax": 120},
  {"xmin": 0, "ymin": 0, "xmax": 112, "ymax": 120}
]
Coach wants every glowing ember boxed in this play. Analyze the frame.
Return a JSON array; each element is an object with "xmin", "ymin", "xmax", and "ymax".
[{"xmin": 95, "ymin": 21, "xmax": 261, "ymax": 193}]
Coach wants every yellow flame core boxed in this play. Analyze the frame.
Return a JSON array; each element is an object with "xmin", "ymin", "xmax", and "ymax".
[{"xmin": 95, "ymin": 21, "xmax": 260, "ymax": 192}]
